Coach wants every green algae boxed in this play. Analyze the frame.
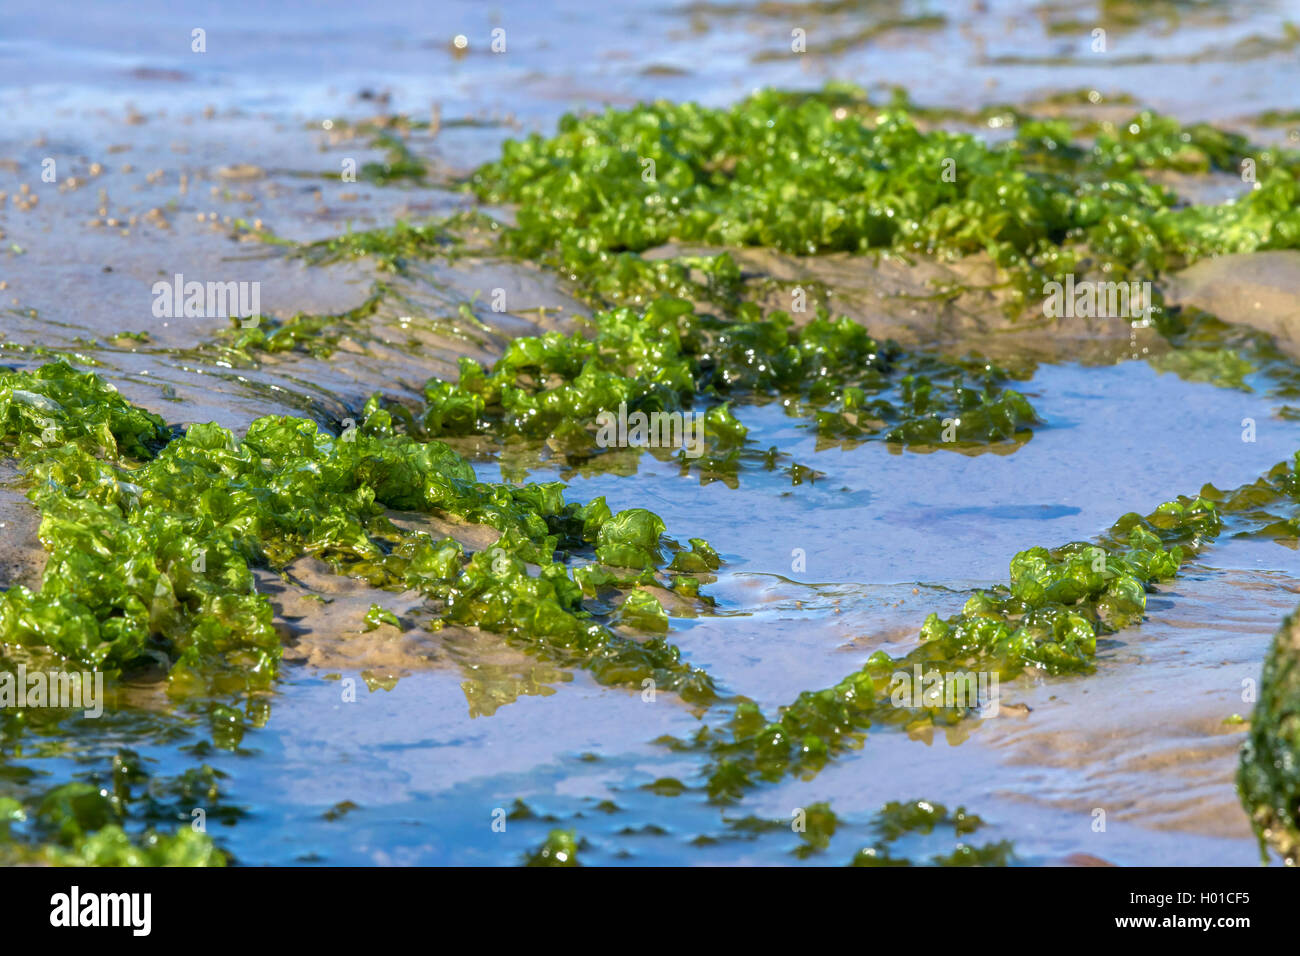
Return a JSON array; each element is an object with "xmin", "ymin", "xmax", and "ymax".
[
  {"xmin": 359, "ymin": 132, "xmax": 427, "ymax": 185},
  {"xmin": 110, "ymin": 330, "xmax": 151, "ymax": 344},
  {"xmin": 162, "ymin": 92, "xmax": 1300, "ymax": 861},
  {"xmin": 363, "ymin": 604, "xmax": 402, "ymax": 631},
  {"xmin": 470, "ymin": 87, "xmax": 1300, "ymax": 313},
  {"xmin": 229, "ymin": 224, "xmax": 1042, "ymax": 485},
  {"xmin": 1239, "ymin": 608, "xmax": 1300, "ymax": 864},
  {"xmin": 253, "ymin": 93, "xmax": 1285, "ymax": 474},
  {"xmin": 593, "ymin": 509, "xmax": 666, "ymax": 570},
  {"xmin": 230, "ymin": 93, "xmax": 1300, "ymax": 863},
  {"xmin": 0, "ymin": 348, "xmax": 1044, "ymax": 864},
  {"xmin": 0, "ymin": 746, "xmax": 233, "ymax": 867},
  {"xmin": 4, "ymin": 822, "xmax": 225, "ymax": 866},
  {"xmin": 1249, "ymin": 108, "xmax": 1300, "ymax": 128},
  {"xmin": 849, "ymin": 799, "xmax": 1014, "ymax": 867},
  {"xmin": 523, "ymin": 828, "xmax": 581, "ymax": 866},
  {"xmin": 0, "ymin": 361, "xmax": 171, "ymax": 460},
  {"xmin": 614, "ymin": 589, "xmax": 669, "ymax": 633},
  {"xmin": 400, "ymin": 296, "xmax": 1040, "ymax": 465},
  {"xmin": 1, "ymin": 362, "xmax": 722, "ymax": 707},
  {"xmin": 988, "ymin": 20, "xmax": 1300, "ymax": 67},
  {"xmin": 792, "ymin": 801, "xmax": 837, "ymax": 858},
  {"xmin": 289, "ymin": 220, "xmax": 459, "ymax": 272}
]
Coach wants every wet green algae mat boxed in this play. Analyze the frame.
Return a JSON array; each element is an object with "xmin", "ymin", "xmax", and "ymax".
[{"xmin": 7, "ymin": 88, "xmax": 1300, "ymax": 864}]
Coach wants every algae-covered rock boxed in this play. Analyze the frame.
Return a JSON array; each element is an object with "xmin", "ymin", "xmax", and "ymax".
[{"xmin": 1239, "ymin": 609, "xmax": 1300, "ymax": 864}]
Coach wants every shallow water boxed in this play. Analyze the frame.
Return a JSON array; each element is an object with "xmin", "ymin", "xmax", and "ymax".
[
  {"xmin": 4, "ymin": 0, "xmax": 1300, "ymax": 866},
  {"xmin": 5, "ymin": 0, "xmax": 1300, "ymax": 128},
  {"xmin": 536, "ymin": 362, "xmax": 1299, "ymax": 587}
]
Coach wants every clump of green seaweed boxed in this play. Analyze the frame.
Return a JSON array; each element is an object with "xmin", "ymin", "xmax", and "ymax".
[
  {"xmin": 523, "ymin": 828, "xmax": 582, "ymax": 866},
  {"xmin": 1, "ymin": 361, "xmax": 719, "ymax": 702},
  {"xmin": 359, "ymin": 132, "xmax": 428, "ymax": 185},
  {"xmin": 0, "ymin": 773, "xmax": 231, "ymax": 867},
  {"xmin": 1239, "ymin": 609, "xmax": 1300, "ymax": 864},
  {"xmin": 403, "ymin": 297, "xmax": 1039, "ymax": 463},
  {"xmin": 849, "ymin": 799, "xmax": 1014, "ymax": 867},
  {"xmin": 0, "ymin": 744, "xmax": 240, "ymax": 867},
  {"xmin": 470, "ymin": 86, "xmax": 1300, "ymax": 313}
]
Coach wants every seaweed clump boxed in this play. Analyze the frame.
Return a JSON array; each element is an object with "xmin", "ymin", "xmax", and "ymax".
[
  {"xmin": 472, "ymin": 88, "xmax": 1300, "ymax": 309},
  {"xmin": 0, "ymin": 361, "xmax": 719, "ymax": 704},
  {"xmin": 1239, "ymin": 609, "xmax": 1300, "ymax": 864},
  {"xmin": 401, "ymin": 296, "xmax": 1039, "ymax": 470}
]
